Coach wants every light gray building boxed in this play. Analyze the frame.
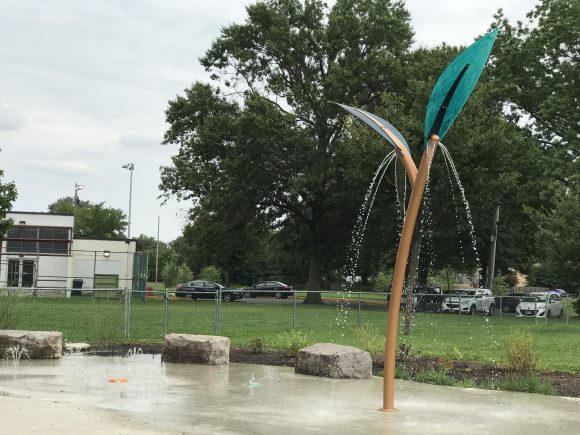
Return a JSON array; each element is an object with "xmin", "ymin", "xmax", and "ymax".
[{"xmin": 0, "ymin": 211, "xmax": 143, "ymax": 290}]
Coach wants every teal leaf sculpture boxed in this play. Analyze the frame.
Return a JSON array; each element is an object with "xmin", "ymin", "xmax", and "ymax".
[{"xmin": 424, "ymin": 30, "xmax": 498, "ymax": 146}]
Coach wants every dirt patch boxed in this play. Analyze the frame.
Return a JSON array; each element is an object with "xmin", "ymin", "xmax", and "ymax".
[{"xmin": 88, "ymin": 343, "xmax": 580, "ymax": 398}]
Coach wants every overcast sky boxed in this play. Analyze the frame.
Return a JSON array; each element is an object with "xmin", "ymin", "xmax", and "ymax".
[{"xmin": 0, "ymin": 0, "xmax": 538, "ymax": 242}]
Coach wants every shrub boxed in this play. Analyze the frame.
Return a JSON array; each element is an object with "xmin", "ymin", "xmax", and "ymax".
[
  {"xmin": 415, "ymin": 367, "xmax": 456, "ymax": 386},
  {"xmin": 394, "ymin": 366, "xmax": 411, "ymax": 380},
  {"xmin": 247, "ymin": 337, "xmax": 266, "ymax": 354},
  {"xmin": 486, "ymin": 375, "xmax": 554, "ymax": 395},
  {"xmin": 199, "ymin": 265, "xmax": 222, "ymax": 283},
  {"xmin": 459, "ymin": 378, "xmax": 477, "ymax": 388},
  {"xmin": 373, "ymin": 271, "xmax": 392, "ymax": 292},
  {"xmin": 163, "ymin": 262, "xmax": 193, "ymax": 288},
  {"xmin": 502, "ymin": 329, "xmax": 537, "ymax": 374},
  {"xmin": 428, "ymin": 268, "xmax": 457, "ymax": 292},
  {"xmin": 352, "ymin": 324, "xmax": 383, "ymax": 356},
  {"xmin": 492, "ymin": 275, "xmax": 509, "ymax": 296},
  {"xmin": 572, "ymin": 298, "xmax": 580, "ymax": 316},
  {"xmin": 271, "ymin": 331, "xmax": 313, "ymax": 355}
]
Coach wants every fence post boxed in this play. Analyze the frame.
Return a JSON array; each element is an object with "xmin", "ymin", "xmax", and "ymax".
[
  {"xmin": 215, "ymin": 289, "xmax": 221, "ymax": 335},
  {"xmin": 292, "ymin": 290, "xmax": 296, "ymax": 332},
  {"xmin": 545, "ymin": 294, "xmax": 550, "ymax": 326},
  {"xmin": 535, "ymin": 296, "xmax": 538, "ymax": 325},
  {"xmin": 164, "ymin": 290, "xmax": 168, "ymax": 336},
  {"xmin": 124, "ymin": 287, "xmax": 132, "ymax": 339},
  {"xmin": 358, "ymin": 292, "xmax": 361, "ymax": 327}
]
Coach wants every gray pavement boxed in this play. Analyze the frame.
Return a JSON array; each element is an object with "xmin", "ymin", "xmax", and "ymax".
[{"xmin": 0, "ymin": 355, "xmax": 579, "ymax": 434}]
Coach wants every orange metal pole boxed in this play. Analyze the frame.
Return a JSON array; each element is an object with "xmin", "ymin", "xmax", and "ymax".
[{"xmin": 381, "ymin": 135, "xmax": 439, "ymax": 412}]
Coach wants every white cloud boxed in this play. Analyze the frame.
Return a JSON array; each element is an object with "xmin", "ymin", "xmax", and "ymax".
[
  {"xmin": 26, "ymin": 159, "xmax": 94, "ymax": 174},
  {"xmin": 0, "ymin": 0, "xmax": 539, "ymax": 241},
  {"xmin": 117, "ymin": 132, "xmax": 162, "ymax": 149},
  {"xmin": 0, "ymin": 104, "xmax": 27, "ymax": 131}
]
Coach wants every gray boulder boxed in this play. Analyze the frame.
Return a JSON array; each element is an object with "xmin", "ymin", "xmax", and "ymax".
[
  {"xmin": 0, "ymin": 330, "xmax": 62, "ymax": 359},
  {"xmin": 162, "ymin": 334, "xmax": 230, "ymax": 364},
  {"xmin": 295, "ymin": 343, "xmax": 372, "ymax": 379}
]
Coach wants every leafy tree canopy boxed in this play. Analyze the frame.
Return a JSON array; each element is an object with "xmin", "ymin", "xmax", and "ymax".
[
  {"xmin": 162, "ymin": 0, "xmax": 415, "ymax": 302},
  {"xmin": 491, "ymin": 0, "xmax": 580, "ymax": 164},
  {"xmin": 135, "ymin": 234, "xmax": 175, "ymax": 282},
  {"xmin": 48, "ymin": 197, "xmax": 127, "ymax": 240},
  {"xmin": 0, "ymin": 166, "xmax": 17, "ymax": 238}
]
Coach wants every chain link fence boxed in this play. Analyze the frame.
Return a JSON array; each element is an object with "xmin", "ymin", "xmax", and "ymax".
[{"xmin": 0, "ymin": 288, "xmax": 576, "ymax": 343}]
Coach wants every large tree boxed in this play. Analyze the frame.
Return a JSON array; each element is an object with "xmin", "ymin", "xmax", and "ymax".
[
  {"xmin": 492, "ymin": 0, "xmax": 579, "ymax": 163},
  {"xmin": 161, "ymin": 0, "xmax": 414, "ymax": 303},
  {"xmin": 135, "ymin": 234, "xmax": 175, "ymax": 282},
  {"xmin": 536, "ymin": 184, "xmax": 580, "ymax": 291},
  {"xmin": 48, "ymin": 197, "xmax": 127, "ymax": 239},
  {"xmin": 488, "ymin": 0, "xmax": 579, "ymax": 285},
  {"xmin": 0, "ymin": 166, "xmax": 17, "ymax": 237}
]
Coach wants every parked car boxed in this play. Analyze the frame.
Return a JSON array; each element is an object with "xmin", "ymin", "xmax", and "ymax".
[
  {"xmin": 243, "ymin": 281, "xmax": 294, "ymax": 299},
  {"xmin": 552, "ymin": 289, "xmax": 567, "ymax": 298},
  {"xmin": 516, "ymin": 292, "xmax": 564, "ymax": 318},
  {"xmin": 401, "ymin": 286, "xmax": 445, "ymax": 312},
  {"xmin": 175, "ymin": 280, "xmax": 242, "ymax": 302},
  {"xmin": 495, "ymin": 293, "xmax": 526, "ymax": 313},
  {"xmin": 414, "ymin": 287, "xmax": 445, "ymax": 312},
  {"xmin": 442, "ymin": 288, "xmax": 495, "ymax": 315}
]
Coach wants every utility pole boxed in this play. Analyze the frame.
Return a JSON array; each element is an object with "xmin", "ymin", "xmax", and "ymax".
[
  {"xmin": 155, "ymin": 216, "xmax": 160, "ymax": 282},
  {"xmin": 486, "ymin": 203, "xmax": 501, "ymax": 290}
]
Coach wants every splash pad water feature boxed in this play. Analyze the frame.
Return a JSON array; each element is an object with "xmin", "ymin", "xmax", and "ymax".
[
  {"xmin": 2, "ymin": 353, "xmax": 580, "ymax": 434},
  {"xmin": 336, "ymin": 30, "xmax": 498, "ymax": 411},
  {"xmin": 4, "ymin": 31, "xmax": 579, "ymax": 434}
]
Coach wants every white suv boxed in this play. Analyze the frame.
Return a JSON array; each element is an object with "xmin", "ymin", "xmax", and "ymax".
[{"xmin": 442, "ymin": 289, "xmax": 495, "ymax": 316}]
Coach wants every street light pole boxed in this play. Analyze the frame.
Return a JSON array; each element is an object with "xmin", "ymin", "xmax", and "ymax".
[
  {"xmin": 121, "ymin": 163, "xmax": 135, "ymax": 239},
  {"xmin": 73, "ymin": 182, "xmax": 84, "ymax": 234}
]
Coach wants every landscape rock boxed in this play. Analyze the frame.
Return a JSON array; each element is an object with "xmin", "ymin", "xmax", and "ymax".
[
  {"xmin": 162, "ymin": 334, "xmax": 230, "ymax": 364},
  {"xmin": 64, "ymin": 342, "xmax": 91, "ymax": 353},
  {"xmin": 295, "ymin": 343, "xmax": 372, "ymax": 379},
  {"xmin": 0, "ymin": 330, "xmax": 62, "ymax": 359}
]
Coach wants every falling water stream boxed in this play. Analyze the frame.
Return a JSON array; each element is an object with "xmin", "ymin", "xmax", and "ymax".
[
  {"xmin": 334, "ymin": 151, "xmax": 397, "ymax": 340},
  {"xmin": 439, "ymin": 144, "xmax": 481, "ymax": 269}
]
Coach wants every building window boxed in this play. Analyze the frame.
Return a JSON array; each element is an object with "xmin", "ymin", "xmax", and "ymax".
[{"xmin": 5, "ymin": 226, "xmax": 72, "ymax": 255}]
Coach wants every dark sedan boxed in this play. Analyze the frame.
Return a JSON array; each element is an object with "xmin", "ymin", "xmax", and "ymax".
[
  {"xmin": 175, "ymin": 280, "xmax": 242, "ymax": 302},
  {"xmin": 243, "ymin": 281, "xmax": 294, "ymax": 299}
]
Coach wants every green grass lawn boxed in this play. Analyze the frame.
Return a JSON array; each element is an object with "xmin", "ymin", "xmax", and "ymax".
[{"xmin": 2, "ymin": 294, "xmax": 579, "ymax": 373}]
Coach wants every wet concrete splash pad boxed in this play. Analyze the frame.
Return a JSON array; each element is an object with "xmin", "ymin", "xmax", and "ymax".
[{"xmin": 1, "ymin": 355, "xmax": 579, "ymax": 434}]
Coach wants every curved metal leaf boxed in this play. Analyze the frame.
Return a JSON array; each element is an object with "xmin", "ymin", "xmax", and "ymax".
[
  {"xmin": 333, "ymin": 103, "xmax": 410, "ymax": 153},
  {"xmin": 423, "ymin": 30, "xmax": 498, "ymax": 146}
]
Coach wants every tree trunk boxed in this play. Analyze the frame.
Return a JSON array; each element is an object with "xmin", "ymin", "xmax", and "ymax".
[
  {"xmin": 303, "ymin": 249, "xmax": 323, "ymax": 304},
  {"xmin": 223, "ymin": 268, "xmax": 231, "ymax": 287},
  {"xmin": 303, "ymin": 207, "xmax": 323, "ymax": 304},
  {"xmin": 403, "ymin": 233, "xmax": 421, "ymax": 336}
]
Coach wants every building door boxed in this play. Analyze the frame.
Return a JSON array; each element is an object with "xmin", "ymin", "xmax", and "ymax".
[
  {"xmin": 7, "ymin": 259, "xmax": 19, "ymax": 287},
  {"xmin": 7, "ymin": 259, "xmax": 35, "ymax": 287}
]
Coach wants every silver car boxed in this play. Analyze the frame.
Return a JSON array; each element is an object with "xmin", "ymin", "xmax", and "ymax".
[{"xmin": 516, "ymin": 292, "xmax": 564, "ymax": 318}]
